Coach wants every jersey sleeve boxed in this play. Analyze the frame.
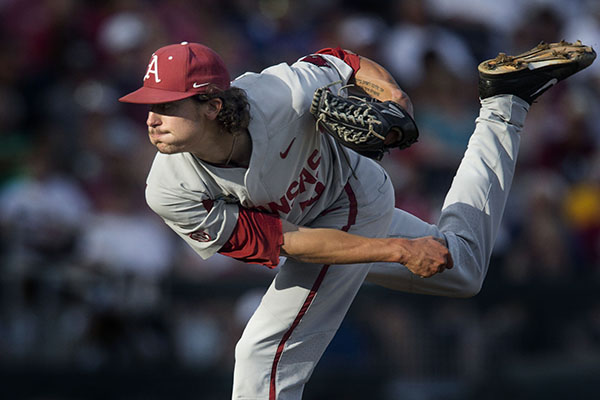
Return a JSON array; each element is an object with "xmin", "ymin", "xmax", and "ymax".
[
  {"xmin": 288, "ymin": 50, "xmax": 357, "ymax": 94},
  {"xmin": 232, "ymin": 47, "xmax": 360, "ymax": 128},
  {"xmin": 312, "ymin": 47, "xmax": 361, "ymax": 77},
  {"xmin": 218, "ymin": 206, "xmax": 283, "ymax": 268},
  {"xmin": 284, "ymin": 47, "xmax": 361, "ymax": 111},
  {"xmin": 146, "ymin": 169, "xmax": 284, "ymax": 268},
  {"xmin": 146, "ymin": 184, "xmax": 239, "ymax": 260}
]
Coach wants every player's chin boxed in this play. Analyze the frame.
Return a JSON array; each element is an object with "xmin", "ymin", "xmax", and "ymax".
[{"xmin": 153, "ymin": 142, "xmax": 181, "ymax": 154}]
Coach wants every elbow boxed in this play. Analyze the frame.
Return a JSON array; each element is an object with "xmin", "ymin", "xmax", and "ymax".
[
  {"xmin": 437, "ymin": 268, "xmax": 483, "ymax": 298},
  {"xmin": 454, "ymin": 277, "xmax": 483, "ymax": 298},
  {"xmin": 447, "ymin": 257, "xmax": 487, "ymax": 298}
]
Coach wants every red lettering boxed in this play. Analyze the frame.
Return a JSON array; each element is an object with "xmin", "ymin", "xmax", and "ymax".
[
  {"xmin": 267, "ymin": 195, "xmax": 291, "ymax": 215},
  {"xmin": 298, "ymin": 168, "xmax": 316, "ymax": 193},
  {"xmin": 307, "ymin": 150, "xmax": 321, "ymax": 170},
  {"xmin": 262, "ymin": 150, "xmax": 323, "ymax": 215},
  {"xmin": 286, "ymin": 181, "xmax": 300, "ymax": 200},
  {"xmin": 300, "ymin": 181, "xmax": 325, "ymax": 211}
]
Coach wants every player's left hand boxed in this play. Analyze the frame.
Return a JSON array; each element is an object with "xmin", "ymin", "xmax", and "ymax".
[{"xmin": 394, "ymin": 236, "xmax": 454, "ymax": 278}]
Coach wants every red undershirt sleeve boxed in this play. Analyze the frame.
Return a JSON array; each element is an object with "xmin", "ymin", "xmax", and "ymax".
[
  {"xmin": 218, "ymin": 206, "xmax": 283, "ymax": 268},
  {"xmin": 315, "ymin": 47, "xmax": 361, "ymax": 76}
]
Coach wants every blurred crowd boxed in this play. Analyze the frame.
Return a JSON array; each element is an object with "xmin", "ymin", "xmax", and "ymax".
[{"xmin": 1, "ymin": 0, "xmax": 599, "ymax": 399}]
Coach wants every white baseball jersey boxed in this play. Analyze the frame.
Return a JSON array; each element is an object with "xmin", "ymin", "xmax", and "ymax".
[
  {"xmin": 142, "ymin": 46, "xmax": 531, "ymax": 399},
  {"xmin": 145, "ymin": 53, "xmax": 361, "ymax": 261}
]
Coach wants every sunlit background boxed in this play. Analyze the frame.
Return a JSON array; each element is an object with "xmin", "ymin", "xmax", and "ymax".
[{"xmin": 1, "ymin": 0, "xmax": 599, "ymax": 399}]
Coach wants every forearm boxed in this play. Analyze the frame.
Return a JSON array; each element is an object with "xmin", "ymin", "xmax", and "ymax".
[
  {"xmin": 351, "ymin": 56, "xmax": 413, "ymax": 116},
  {"xmin": 280, "ymin": 221, "xmax": 453, "ymax": 277},
  {"xmin": 281, "ymin": 225, "xmax": 396, "ymax": 265}
]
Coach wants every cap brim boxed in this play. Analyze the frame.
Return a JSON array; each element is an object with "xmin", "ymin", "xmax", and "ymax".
[{"xmin": 118, "ymin": 87, "xmax": 197, "ymax": 104}]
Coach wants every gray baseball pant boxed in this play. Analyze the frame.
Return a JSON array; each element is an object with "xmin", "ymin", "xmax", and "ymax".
[{"xmin": 232, "ymin": 95, "xmax": 528, "ymax": 399}]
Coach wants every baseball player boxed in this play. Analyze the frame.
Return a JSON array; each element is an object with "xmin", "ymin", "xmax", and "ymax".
[{"xmin": 119, "ymin": 40, "xmax": 595, "ymax": 399}]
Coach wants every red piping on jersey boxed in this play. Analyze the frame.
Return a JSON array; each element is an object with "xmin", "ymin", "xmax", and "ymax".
[
  {"xmin": 269, "ymin": 182, "xmax": 358, "ymax": 399},
  {"xmin": 341, "ymin": 183, "xmax": 358, "ymax": 231}
]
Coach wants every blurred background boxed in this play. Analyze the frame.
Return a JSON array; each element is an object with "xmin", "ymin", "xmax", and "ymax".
[{"xmin": 1, "ymin": 0, "xmax": 599, "ymax": 399}]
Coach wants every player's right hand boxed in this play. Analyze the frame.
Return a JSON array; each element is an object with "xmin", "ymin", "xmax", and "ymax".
[{"xmin": 395, "ymin": 236, "xmax": 454, "ymax": 278}]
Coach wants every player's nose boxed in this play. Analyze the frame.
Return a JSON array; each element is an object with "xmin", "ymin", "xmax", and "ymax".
[{"xmin": 147, "ymin": 111, "xmax": 162, "ymax": 128}]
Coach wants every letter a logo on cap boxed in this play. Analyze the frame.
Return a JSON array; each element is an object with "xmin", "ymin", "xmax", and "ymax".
[
  {"xmin": 144, "ymin": 54, "xmax": 161, "ymax": 83},
  {"xmin": 119, "ymin": 43, "xmax": 231, "ymax": 104}
]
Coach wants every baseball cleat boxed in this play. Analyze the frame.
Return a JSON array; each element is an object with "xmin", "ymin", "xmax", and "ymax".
[{"xmin": 478, "ymin": 40, "xmax": 596, "ymax": 104}]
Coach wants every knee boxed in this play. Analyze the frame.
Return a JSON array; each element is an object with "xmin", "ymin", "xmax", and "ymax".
[
  {"xmin": 234, "ymin": 330, "xmax": 276, "ymax": 370},
  {"xmin": 233, "ymin": 334, "xmax": 272, "ymax": 396},
  {"xmin": 453, "ymin": 274, "xmax": 484, "ymax": 298},
  {"xmin": 234, "ymin": 333, "xmax": 259, "ymax": 367}
]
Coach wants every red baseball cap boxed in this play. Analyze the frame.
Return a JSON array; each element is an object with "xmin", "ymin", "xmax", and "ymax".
[{"xmin": 119, "ymin": 42, "xmax": 231, "ymax": 104}]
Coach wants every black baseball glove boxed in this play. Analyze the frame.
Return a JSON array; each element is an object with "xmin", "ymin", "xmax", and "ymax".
[{"xmin": 309, "ymin": 87, "xmax": 419, "ymax": 160}]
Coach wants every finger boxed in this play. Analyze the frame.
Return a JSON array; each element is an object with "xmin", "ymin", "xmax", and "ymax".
[
  {"xmin": 420, "ymin": 269, "xmax": 433, "ymax": 278},
  {"xmin": 433, "ymin": 237, "xmax": 453, "ymax": 270}
]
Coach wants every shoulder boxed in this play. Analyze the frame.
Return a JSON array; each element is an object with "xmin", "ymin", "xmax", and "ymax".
[
  {"xmin": 233, "ymin": 66, "xmax": 304, "ymax": 128},
  {"xmin": 233, "ymin": 64, "xmax": 300, "ymax": 97},
  {"xmin": 146, "ymin": 152, "xmax": 193, "ymax": 186},
  {"xmin": 145, "ymin": 153, "xmax": 210, "ymax": 216},
  {"xmin": 232, "ymin": 61, "xmax": 341, "ymax": 119}
]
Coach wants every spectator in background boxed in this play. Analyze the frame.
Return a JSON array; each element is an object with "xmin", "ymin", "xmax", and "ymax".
[
  {"xmin": 0, "ymin": 135, "xmax": 91, "ymax": 269},
  {"xmin": 380, "ymin": 0, "xmax": 477, "ymax": 89},
  {"xmin": 502, "ymin": 171, "xmax": 573, "ymax": 283}
]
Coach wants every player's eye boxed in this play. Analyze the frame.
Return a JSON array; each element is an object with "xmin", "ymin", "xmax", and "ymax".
[{"xmin": 150, "ymin": 103, "xmax": 173, "ymax": 114}]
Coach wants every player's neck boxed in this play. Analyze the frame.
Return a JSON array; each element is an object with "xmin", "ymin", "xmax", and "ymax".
[
  {"xmin": 194, "ymin": 128, "xmax": 252, "ymax": 168},
  {"xmin": 223, "ymin": 128, "xmax": 252, "ymax": 168}
]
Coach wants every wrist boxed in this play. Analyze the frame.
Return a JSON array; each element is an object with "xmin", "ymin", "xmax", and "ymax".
[{"xmin": 388, "ymin": 237, "xmax": 410, "ymax": 264}]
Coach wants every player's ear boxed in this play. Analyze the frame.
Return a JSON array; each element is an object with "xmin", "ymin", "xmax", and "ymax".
[{"xmin": 203, "ymin": 97, "xmax": 223, "ymax": 120}]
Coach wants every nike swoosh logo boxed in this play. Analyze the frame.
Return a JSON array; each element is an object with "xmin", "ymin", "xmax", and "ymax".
[
  {"xmin": 193, "ymin": 82, "xmax": 210, "ymax": 88},
  {"xmin": 531, "ymin": 78, "xmax": 558, "ymax": 97},
  {"xmin": 280, "ymin": 137, "xmax": 296, "ymax": 159}
]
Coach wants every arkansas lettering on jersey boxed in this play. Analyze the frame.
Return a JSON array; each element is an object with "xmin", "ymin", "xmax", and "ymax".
[{"xmin": 257, "ymin": 149, "xmax": 324, "ymax": 216}]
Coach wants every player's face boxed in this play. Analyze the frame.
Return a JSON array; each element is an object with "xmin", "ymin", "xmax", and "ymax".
[{"xmin": 146, "ymin": 98, "xmax": 210, "ymax": 154}]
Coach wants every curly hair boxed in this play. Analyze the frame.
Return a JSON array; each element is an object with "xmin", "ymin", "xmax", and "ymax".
[{"xmin": 196, "ymin": 86, "xmax": 251, "ymax": 133}]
